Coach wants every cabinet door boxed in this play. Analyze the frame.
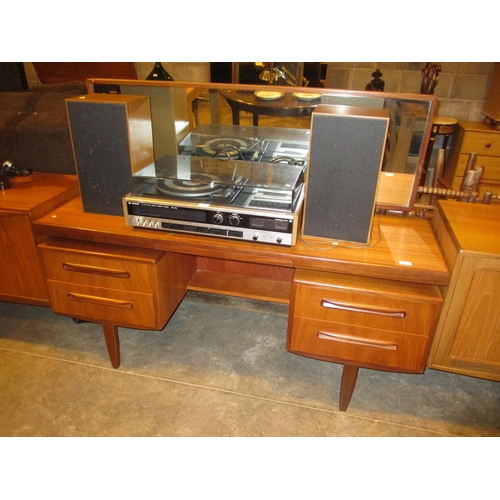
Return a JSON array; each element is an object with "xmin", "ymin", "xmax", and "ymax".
[
  {"xmin": 0, "ymin": 211, "xmax": 49, "ymax": 304},
  {"xmin": 430, "ymin": 255, "xmax": 500, "ymax": 380}
]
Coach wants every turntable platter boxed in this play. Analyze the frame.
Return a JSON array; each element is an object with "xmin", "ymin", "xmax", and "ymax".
[
  {"xmin": 195, "ymin": 137, "xmax": 255, "ymax": 159},
  {"xmin": 156, "ymin": 173, "xmax": 223, "ymax": 198}
]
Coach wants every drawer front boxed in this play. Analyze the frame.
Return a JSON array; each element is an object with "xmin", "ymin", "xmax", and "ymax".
[
  {"xmin": 455, "ymin": 154, "xmax": 500, "ymax": 182},
  {"xmin": 288, "ymin": 317, "xmax": 428, "ymax": 372},
  {"xmin": 461, "ymin": 131, "xmax": 500, "ymax": 157},
  {"xmin": 47, "ymin": 280, "xmax": 158, "ymax": 328},
  {"xmin": 293, "ymin": 283, "xmax": 438, "ymax": 336},
  {"xmin": 451, "ymin": 175, "xmax": 500, "ymax": 197},
  {"xmin": 42, "ymin": 248, "xmax": 156, "ymax": 293}
]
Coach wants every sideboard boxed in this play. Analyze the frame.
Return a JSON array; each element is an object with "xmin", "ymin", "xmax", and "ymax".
[
  {"xmin": 429, "ymin": 199, "xmax": 500, "ymax": 381},
  {"xmin": 20, "ymin": 173, "xmax": 451, "ymax": 411},
  {"xmin": 0, "ymin": 173, "xmax": 78, "ymax": 305}
]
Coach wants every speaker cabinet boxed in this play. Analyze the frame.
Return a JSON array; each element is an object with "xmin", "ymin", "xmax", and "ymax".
[
  {"xmin": 66, "ymin": 94, "xmax": 154, "ymax": 216},
  {"xmin": 303, "ymin": 105, "xmax": 389, "ymax": 244}
]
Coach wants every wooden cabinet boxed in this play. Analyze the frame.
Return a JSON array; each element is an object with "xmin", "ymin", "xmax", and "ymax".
[
  {"xmin": 445, "ymin": 121, "xmax": 500, "ymax": 198},
  {"xmin": 429, "ymin": 200, "xmax": 500, "ymax": 381},
  {"xmin": 0, "ymin": 211, "xmax": 50, "ymax": 303},
  {"xmin": 0, "ymin": 173, "xmax": 78, "ymax": 305},
  {"xmin": 39, "ymin": 237, "xmax": 196, "ymax": 367},
  {"xmin": 483, "ymin": 62, "xmax": 500, "ymax": 124},
  {"xmin": 32, "ymin": 192, "xmax": 450, "ymax": 410},
  {"xmin": 287, "ymin": 269, "xmax": 443, "ymax": 410}
]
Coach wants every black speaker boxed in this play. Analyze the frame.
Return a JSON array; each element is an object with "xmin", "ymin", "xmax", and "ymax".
[
  {"xmin": 303, "ymin": 105, "xmax": 389, "ymax": 244},
  {"xmin": 66, "ymin": 94, "xmax": 154, "ymax": 216}
]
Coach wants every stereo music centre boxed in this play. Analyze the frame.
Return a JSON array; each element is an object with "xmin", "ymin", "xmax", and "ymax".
[{"xmin": 123, "ymin": 146, "xmax": 306, "ymax": 246}]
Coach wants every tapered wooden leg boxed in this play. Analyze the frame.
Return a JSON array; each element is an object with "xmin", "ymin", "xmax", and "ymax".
[
  {"xmin": 102, "ymin": 323, "xmax": 120, "ymax": 369},
  {"xmin": 339, "ymin": 364, "xmax": 359, "ymax": 411}
]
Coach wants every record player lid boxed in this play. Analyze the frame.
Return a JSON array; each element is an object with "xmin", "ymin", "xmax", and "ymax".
[
  {"xmin": 179, "ymin": 123, "xmax": 311, "ymax": 151},
  {"xmin": 133, "ymin": 154, "xmax": 304, "ymax": 193}
]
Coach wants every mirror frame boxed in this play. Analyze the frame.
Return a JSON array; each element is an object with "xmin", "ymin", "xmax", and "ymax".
[{"xmin": 86, "ymin": 78, "xmax": 438, "ymax": 212}]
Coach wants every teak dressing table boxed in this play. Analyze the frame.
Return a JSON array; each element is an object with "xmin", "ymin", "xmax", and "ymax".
[{"xmin": 31, "ymin": 177, "xmax": 450, "ymax": 411}]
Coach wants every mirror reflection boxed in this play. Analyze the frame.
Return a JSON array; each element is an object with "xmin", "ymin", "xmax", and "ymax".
[{"xmin": 88, "ymin": 79, "xmax": 436, "ymax": 210}]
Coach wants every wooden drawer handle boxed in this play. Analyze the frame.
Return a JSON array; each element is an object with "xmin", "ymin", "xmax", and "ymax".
[
  {"xmin": 318, "ymin": 331, "xmax": 399, "ymax": 350},
  {"xmin": 320, "ymin": 299, "xmax": 406, "ymax": 318},
  {"xmin": 67, "ymin": 292, "xmax": 134, "ymax": 309},
  {"xmin": 485, "ymin": 142, "xmax": 492, "ymax": 148},
  {"xmin": 63, "ymin": 262, "xmax": 131, "ymax": 279}
]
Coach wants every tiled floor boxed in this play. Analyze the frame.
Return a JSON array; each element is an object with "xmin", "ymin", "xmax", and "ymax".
[{"xmin": 1, "ymin": 291, "xmax": 499, "ymax": 437}]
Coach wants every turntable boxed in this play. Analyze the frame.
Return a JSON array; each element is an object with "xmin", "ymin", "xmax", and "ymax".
[
  {"xmin": 178, "ymin": 123, "xmax": 310, "ymax": 166},
  {"xmin": 123, "ymin": 152, "xmax": 306, "ymax": 246}
]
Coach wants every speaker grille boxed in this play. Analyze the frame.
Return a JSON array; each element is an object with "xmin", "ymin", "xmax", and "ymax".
[
  {"xmin": 66, "ymin": 94, "xmax": 153, "ymax": 216},
  {"xmin": 303, "ymin": 106, "xmax": 389, "ymax": 244}
]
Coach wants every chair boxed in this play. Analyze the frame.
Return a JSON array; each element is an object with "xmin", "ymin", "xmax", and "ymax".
[{"xmin": 420, "ymin": 115, "xmax": 458, "ymax": 187}]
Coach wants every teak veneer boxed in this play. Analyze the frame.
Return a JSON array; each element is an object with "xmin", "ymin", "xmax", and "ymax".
[
  {"xmin": 33, "ymin": 196, "xmax": 450, "ymax": 288},
  {"xmin": 0, "ymin": 173, "xmax": 79, "ymax": 305},
  {"xmin": 429, "ymin": 200, "xmax": 500, "ymax": 381},
  {"xmin": 28, "ymin": 178, "xmax": 451, "ymax": 410}
]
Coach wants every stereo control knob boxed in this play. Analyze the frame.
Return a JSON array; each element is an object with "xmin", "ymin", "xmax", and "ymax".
[
  {"xmin": 253, "ymin": 233, "xmax": 259, "ymax": 241},
  {"xmin": 276, "ymin": 237, "xmax": 283, "ymax": 244},
  {"xmin": 229, "ymin": 215, "xmax": 241, "ymax": 226},
  {"xmin": 213, "ymin": 213, "xmax": 224, "ymax": 225}
]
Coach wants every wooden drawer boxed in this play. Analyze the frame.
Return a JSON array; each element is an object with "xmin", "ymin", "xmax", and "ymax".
[
  {"xmin": 461, "ymin": 131, "xmax": 500, "ymax": 157},
  {"xmin": 450, "ymin": 178, "xmax": 500, "ymax": 197},
  {"xmin": 40, "ymin": 239, "xmax": 164, "ymax": 293},
  {"xmin": 454, "ymin": 155, "xmax": 500, "ymax": 182},
  {"xmin": 292, "ymin": 271, "xmax": 442, "ymax": 336},
  {"xmin": 287, "ymin": 270, "xmax": 442, "ymax": 373},
  {"xmin": 39, "ymin": 237, "xmax": 197, "ymax": 332},
  {"xmin": 289, "ymin": 317, "xmax": 429, "ymax": 372},
  {"xmin": 47, "ymin": 280, "xmax": 159, "ymax": 329}
]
